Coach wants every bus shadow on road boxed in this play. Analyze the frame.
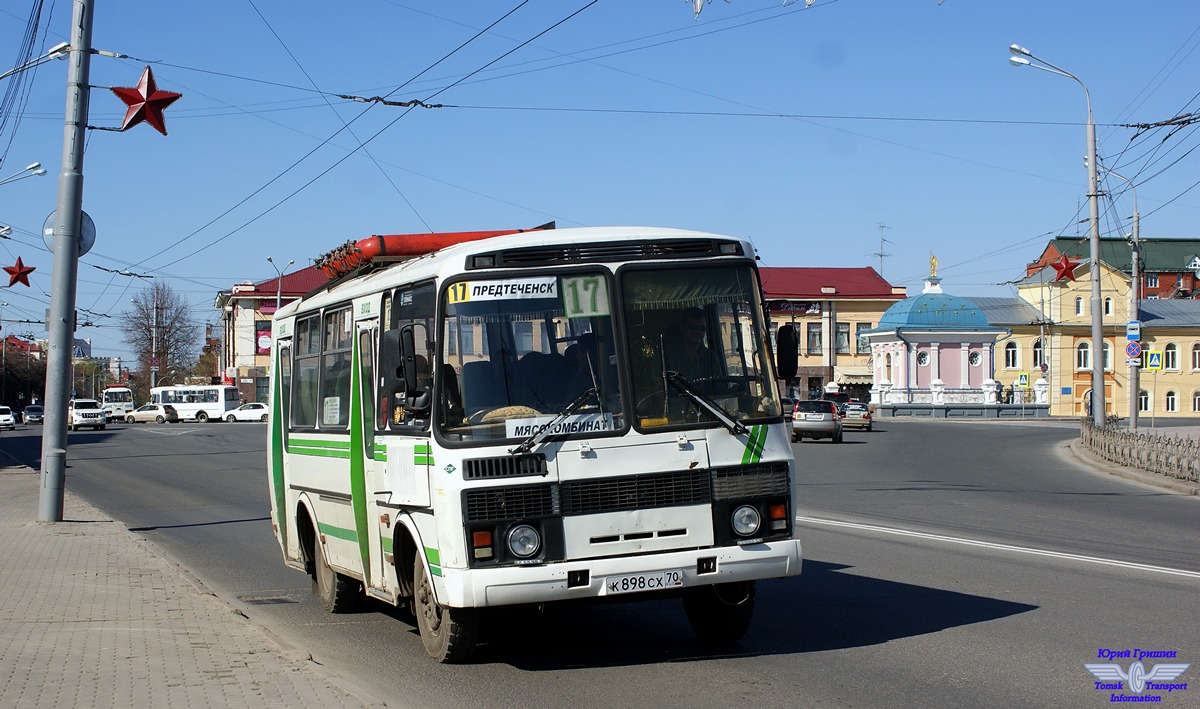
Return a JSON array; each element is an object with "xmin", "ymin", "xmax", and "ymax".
[{"xmin": 480, "ymin": 558, "xmax": 1037, "ymax": 669}]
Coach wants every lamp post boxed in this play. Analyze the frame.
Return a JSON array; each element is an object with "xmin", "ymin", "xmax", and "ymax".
[
  {"xmin": 266, "ymin": 257, "xmax": 293, "ymax": 311},
  {"xmin": 0, "ymin": 162, "xmax": 47, "ymax": 187},
  {"xmin": 1101, "ymin": 165, "xmax": 1140, "ymax": 431},
  {"xmin": 1010, "ymin": 44, "xmax": 1105, "ymax": 427},
  {"xmin": 0, "ymin": 301, "xmax": 7, "ymax": 406}
]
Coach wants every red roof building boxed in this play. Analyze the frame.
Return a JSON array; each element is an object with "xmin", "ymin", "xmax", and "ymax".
[
  {"xmin": 760, "ymin": 267, "xmax": 907, "ymax": 400},
  {"xmin": 214, "ymin": 264, "xmax": 330, "ymax": 403}
]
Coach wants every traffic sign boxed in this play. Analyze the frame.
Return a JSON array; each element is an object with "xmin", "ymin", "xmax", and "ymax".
[
  {"xmin": 1125, "ymin": 357, "xmax": 1142, "ymax": 367},
  {"xmin": 1145, "ymin": 350, "xmax": 1163, "ymax": 371},
  {"xmin": 150, "ymin": 356, "xmax": 159, "ymax": 366},
  {"xmin": 1017, "ymin": 372, "xmax": 1030, "ymax": 389},
  {"xmin": 1126, "ymin": 320, "xmax": 1141, "ymax": 341},
  {"xmin": 1126, "ymin": 341, "xmax": 1142, "ymax": 358}
]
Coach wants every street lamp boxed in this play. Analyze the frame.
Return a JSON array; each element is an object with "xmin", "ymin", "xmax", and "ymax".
[
  {"xmin": 1100, "ymin": 165, "xmax": 1140, "ymax": 431},
  {"xmin": 0, "ymin": 162, "xmax": 47, "ymax": 187},
  {"xmin": 266, "ymin": 256, "xmax": 293, "ymax": 311},
  {"xmin": 1010, "ymin": 43, "xmax": 1105, "ymax": 427}
]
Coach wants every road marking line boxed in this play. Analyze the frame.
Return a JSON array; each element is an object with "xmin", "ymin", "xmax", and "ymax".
[{"xmin": 795, "ymin": 515, "xmax": 1200, "ymax": 580}]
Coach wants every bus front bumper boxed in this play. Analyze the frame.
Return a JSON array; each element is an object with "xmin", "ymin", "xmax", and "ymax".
[{"xmin": 438, "ymin": 538, "xmax": 802, "ymax": 608}]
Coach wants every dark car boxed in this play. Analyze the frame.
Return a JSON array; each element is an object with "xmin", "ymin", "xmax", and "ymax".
[
  {"xmin": 781, "ymin": 397, "xmax": 799, "ymax": 421},
  {"xmin": 21, "ymin": 405, "xmax": 43, "ymax": 424},
  {"xmin": 841, "ymin": 402, "xmax": 872, "ymax": 431},
  {"xmin": 790, "ymin": 399, "xmax": 843, "ymax": 443}
]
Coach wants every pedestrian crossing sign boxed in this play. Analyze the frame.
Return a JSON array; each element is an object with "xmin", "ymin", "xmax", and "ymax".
[
  {"xmin": 1017, "ymin": 372, "xmax": 1029, "ymax": 389},
  {"xmin": 1145, "ymin": 350, "xmax": 1163, "ymax": 371}
]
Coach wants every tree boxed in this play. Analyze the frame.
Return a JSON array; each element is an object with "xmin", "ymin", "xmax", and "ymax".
[{"xmin": 121, "ymin": 282, "xmax": 200, "ymax": 390}]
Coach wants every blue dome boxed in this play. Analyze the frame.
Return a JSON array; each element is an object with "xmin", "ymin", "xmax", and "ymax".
[{"xmin": 877, "ymin": 293, "xmax": 990, "ymax": 329}]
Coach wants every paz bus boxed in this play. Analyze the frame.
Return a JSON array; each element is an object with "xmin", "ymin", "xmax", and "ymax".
[
  {"xmin": 267, "ymin": 225, "xmax": 803, "ymax": 662},
  {"xmin": 100, "ymin": 386, "xmax": 135, "ymax": 421}
]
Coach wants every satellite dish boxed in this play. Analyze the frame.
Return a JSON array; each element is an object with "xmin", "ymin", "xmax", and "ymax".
[{"xmin": 42, "ymin": 209, "xmax": 96, "ymax": 256}]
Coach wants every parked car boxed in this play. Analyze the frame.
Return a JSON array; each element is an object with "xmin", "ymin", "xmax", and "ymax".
[
  {"xmin": 67, "ymin": 398, "xmax": 106, "ymax": 431},
  {"xmin": 21, "ymin": 405, "xmax": 44, "ymax": 424},
  {"xmin": 125, "ymin": 404, "xmax": 180, "ymax": 424},
  {"xmin": 841, "ymin": 401, "xmax": 872, "ymax": 431},
  {"xmin": 791, "ymin": 399, "xmax": 843, "ymax": 443},
  {"xmin": 225, "ymin": 402, "xmax": 269, "ymax": 422},
  {"xmin": 781, "ymin": 397, "xmax": 799, "ymax": 421},
  {"xmin": 0, "ymin": 406, "xmax": 15, "ymax": 430}
]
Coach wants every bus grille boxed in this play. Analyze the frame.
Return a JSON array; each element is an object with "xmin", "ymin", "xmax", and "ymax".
[
  {"xmin": 711, "ymin": 463, "xmax": 790, "ymax": 500},
  {"xmin": 468, "ymin": 239, "xmax": 742, "ymax": 270},
  {"xmin": 462, "ymin": 454, "xmax": 548, "ymax": 480},
  {"xmin": 560, "ymin": 470, "xmax": 710, "ymax": 515},
  {"xmin": 463, "ymin": 484, "xmax": 558, "ymax": 522}
]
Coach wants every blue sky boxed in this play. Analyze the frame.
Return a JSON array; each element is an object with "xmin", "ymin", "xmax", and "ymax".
[{"xmin": 1, "ymin": 0, "xmax": 1198, "ymax": 364}]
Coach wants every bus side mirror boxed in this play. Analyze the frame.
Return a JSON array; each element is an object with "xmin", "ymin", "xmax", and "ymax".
[
  {"xmin": 399, "ymin": 325, "xmax": 431, "ymax": 415},
  {"xmin": 775, "ymin": 325, "xmax": 798, "ymax": 380}
]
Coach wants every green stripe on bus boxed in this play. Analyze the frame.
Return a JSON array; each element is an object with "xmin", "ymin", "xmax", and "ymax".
[
  {"xmin": 373, "ymin": 444, "xmax": 387, "ymax": 462},
  {"xmin": 288, "ymin": 446, "xmax": 350, "ymax": 459},
  {"xmin": 382, "ymin": 536, "xmax": 393, "ymax": 553},
  {"xmin": 349, "ymin": 336, "xmax": 372, "ymax": 587},
  {"xmin": 318, "ymin": 522, "xmax": 358, "ymax": 542},
  {"xmin": 270, "ymin": 350, "xmax": 287, "ymax": 552},
  {"xmin": 414, "ymin": 455, "xmax": 434, "ymax": 466},
  {"xmin": 289, "ymin": 438, "xmax": 351, "ymax": 449},
  {"xmin": 741, "ymin": 424, "xmax": 765, "ymax": 465}
]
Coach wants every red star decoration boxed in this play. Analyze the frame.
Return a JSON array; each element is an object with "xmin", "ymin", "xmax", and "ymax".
[
  {"xmin": 1051, "ymin": 254, "xmax": 1080, "ymax": 282},
  {"xmin": 4, "ymin": 257, "xmax": 35, "ymax": 287},
  {"xmin": 110, "ymin": 66, "xmax": 182, "ymax": 136}
]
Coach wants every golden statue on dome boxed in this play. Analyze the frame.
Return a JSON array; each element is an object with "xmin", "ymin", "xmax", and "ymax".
[{"xmin": 929, "ymin": 254, "xmax": 939, "ymax": 277}]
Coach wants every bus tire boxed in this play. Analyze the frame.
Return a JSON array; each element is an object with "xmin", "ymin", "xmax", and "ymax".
[
  {"xmin": 414, "ymin": 551, "xmax": 478, "ymax": 663},
  {"xmin": 683, "ymin": 580, "xmax": 755, "ymax": 645},
  {"xmin": 313, "ymin": 538, "xmax": 361, "ymax": 613},
  {"xmin": 196, "ymin": 411, "xmax": 208, "ymax": 423}
]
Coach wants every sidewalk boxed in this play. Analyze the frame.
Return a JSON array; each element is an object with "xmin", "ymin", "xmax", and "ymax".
[{"xmin": 0, "ymin": 463, "xmax": 378, "ymax": 708}]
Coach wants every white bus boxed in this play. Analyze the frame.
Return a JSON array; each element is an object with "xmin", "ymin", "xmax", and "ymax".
[
  {"xmin": 149, "ymin": 384, "xmax": 240, "ymax": 422},
  {"xmin": 101, "ymin": 386, "xmax": 135, "ymax": 421},
  {"xmin": 267, "ymin": 226, "xmax": 802, "ymax": 662}
]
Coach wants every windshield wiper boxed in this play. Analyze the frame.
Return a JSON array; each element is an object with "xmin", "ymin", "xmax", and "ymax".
[
  {"xmin": 509, "ymin": 387, "xmax": 598, "ymax": 455},
  {"xmin": 665, "ymin": 372, "xmax": 747, "ymax": 435}
]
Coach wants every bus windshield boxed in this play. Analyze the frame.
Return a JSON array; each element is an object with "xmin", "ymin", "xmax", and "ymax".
[
  {"xmin": 622, "ymin": 264, "xmax": 781, "ymax": 428},
  {"xmin": 438, "ymin": 272, "xmax": 622, "ymax": 443}
]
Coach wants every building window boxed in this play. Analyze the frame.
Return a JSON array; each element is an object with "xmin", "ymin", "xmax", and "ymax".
[
  {"xmin": 255, "ymin": 320, "xmax": 272, "ymax": 354},
  {"xmin": 1074, "ymin": 296, "xmax": 1083, "ymax": 316},
  {"xmin": 1102, "ymin": 341, "xmax": 1112, "ymax": 371},
  {"xmin": 1076, "ymin": 341, "xmax": 1090, "ymax": 370},
  {"xmin": 1145, "ymin": 274, "xmax": 1159, "ymax": 288},
  {"xmin": 1165, "ymin": 390, "xmax": 1178, "ymax": 413},
  {"xmin": 1103, "ymin": 297, "xmax": 1112, "ymax": 316},
  {"xmin": 1004, "ymin": 341, "xmax": 1018, "ymax": 369},
  {"xmin": 856, "ymin": 322, "xmax": 872, "ymax": 354},
  {"xmin": 255, "ymin": 376, "xmax": 268, "ymax": 402},
  {"xmin": 1139, "ymin": 389, "xmax": 1149, "ymax": 413},
  {"xmin": 806, "ymin": 323, "xmax": 822, "ymax": 355},
  {"xmin": 1147, "ymin": 294, "xmax": 1160, "ymax": 300},
  {"xmin": 1164, "ymin": 343, "xmax": 1178, "ymax": 370},
  {"xmin": 835, "ymin": 322, "xmax": 850, "ymax": 354},
  {"xmin": 1192, "ymin": 343, "xmax": 1200, "ymax": 371},
  {"xmin": 969, "ymin": 351, "xmax": 981, "ymax": 367},
  {"xmin": 916, "ymin": 351, "xmax": 929, "ymax": 367},
  {"xmin": 1193, "ymin": 390, "xmax": 1200, "ymax": 413},
  {"xmin": 1032, "ymin": 338, "xmax": 1044, "ymax": 368}
]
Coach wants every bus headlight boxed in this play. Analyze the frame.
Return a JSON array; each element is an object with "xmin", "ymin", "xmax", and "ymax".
[
  {"xmin": 731, "ymin": 505, "xmax": 762, "ymax": 537},
  {"xmin": 506, "ymin": 524, "xmax": 541, "ymax": 558}
]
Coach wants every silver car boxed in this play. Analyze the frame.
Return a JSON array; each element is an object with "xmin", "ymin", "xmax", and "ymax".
[
  {"xmin": 841, "ymin": 402, "xmax": 873, "ymax": 431},
  {"xmin": 790, "ymin": 399, "xmax": 843, "ymax": 443}
]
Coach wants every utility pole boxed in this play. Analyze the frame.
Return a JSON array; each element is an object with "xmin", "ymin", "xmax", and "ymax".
[
  {"xmin": 873, "ymin": 224, "xmax": 893, "ymax": 277},
  {"xmin": 151, "ymin": 298, "xmax": 158, "ymax": 389},
  {"xmin": 40, "ymin": 0, "xmax": 94, "ymax": 523}
]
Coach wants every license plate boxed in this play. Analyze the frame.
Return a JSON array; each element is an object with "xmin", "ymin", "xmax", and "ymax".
[
  {"xmin": 805, "ymin": 413, "xmax": 823, "ymax": 421},
  {"xmin": 605, "ymin": 569, "xmax": 684, "ymax": 595}
]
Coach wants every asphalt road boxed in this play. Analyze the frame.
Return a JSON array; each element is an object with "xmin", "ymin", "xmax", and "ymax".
[{"xmin": 2, "ymin": 418, "xmax": 1196, "ymax": 708}]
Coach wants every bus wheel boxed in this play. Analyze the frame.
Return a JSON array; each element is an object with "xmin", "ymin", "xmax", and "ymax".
[
  {"xmin": 683, "ymin": 580, "xmax": 755, "ymax": 645},
  {"xmin": 414, "ymin": 552, "xmax": 478, "ymax": 662},
  {"xmin": 313, "ymin": 539, "xmax": 361, "ymax": 613},
  {"xmin": 196, "ymin": 412, "xmax": 208, "ymax": 423}
]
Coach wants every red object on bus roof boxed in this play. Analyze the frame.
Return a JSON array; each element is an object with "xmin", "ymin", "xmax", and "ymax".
[{"xmin": 315, "ymin": 225, "xmax": 554, "ymax": 278}]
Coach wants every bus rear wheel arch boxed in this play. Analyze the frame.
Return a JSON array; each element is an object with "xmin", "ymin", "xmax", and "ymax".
[{"xmin": 297, "ymin": 506, "xmax": 361, "ymax": 613}]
